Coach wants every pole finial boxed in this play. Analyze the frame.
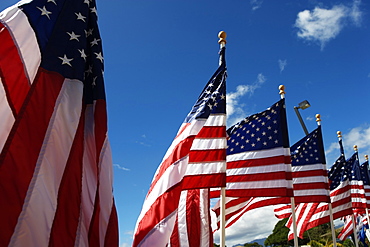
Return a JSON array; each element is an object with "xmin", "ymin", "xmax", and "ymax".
[
  {"xmin": 279, "ymin": 85, "xmax": 285, "ymax": 99},
  {"xmin": 218, "ymin": 31, "xmax": 227, "ymax": 45},
  {"xmin": 337, "ymin": 131, "xmax": 342, "ymax": 138},
  {"xmin": 316, "ymin": 114, "xmax": 321, "ymax": 124},
  {"xmin": 365, "ymin": 155, "xmax": 369, "ymax": 161},
  {"xmin": 354, "ymin": 145, "xmax": 358, "ymax": 151}
]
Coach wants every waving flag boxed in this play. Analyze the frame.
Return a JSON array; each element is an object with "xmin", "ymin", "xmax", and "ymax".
[
  {"xmin": 211, "ymin": 99, "xmax": 293, "ymax": 198},
  {"xmin": 360, "ymin": 160, "xmax": 370, "ymax": 208},
  {"xmin": 347, "ymin": 152, "xmax": 367, "ymax": 211},
  {"xmin": 287, "ymin": 151, "xmax": 352, "ymax": 240},
  {"xmin": 0, "ymin": 0, "xmax": 118, "ymax": 246},
  {"xmin": 133, "ymin": 47, "xmax": 227, "ymax": 247},
  {"xmin": 290, "ymin": 126, "xmax": 330, "ymax": 203}
]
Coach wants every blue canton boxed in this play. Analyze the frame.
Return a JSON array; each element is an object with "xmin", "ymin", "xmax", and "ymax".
[
  {"xmin": 227, "ymin": 99, "xmax": 289, "ymax": 155},
  {"xmin": 20, "ymin": 0, "xmax": 105, "ymax": 103}
]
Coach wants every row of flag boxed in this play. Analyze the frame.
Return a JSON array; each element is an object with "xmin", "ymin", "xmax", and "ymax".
[{"xmin": 133, "ymin": 37, "xmax": 370, "ymax": 246}]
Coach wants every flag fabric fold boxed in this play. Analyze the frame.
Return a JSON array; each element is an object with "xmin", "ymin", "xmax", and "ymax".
[
  {"xmin": 133, "ymin": 47, "xmax": 227, "ymax": 247},
  {"xmin": 360, "ymin": 160, "xmax": 370, "ymax": 208},
  {"xmin": 0, "ymin": 0, "xmax": 118, "ymax": 246}
]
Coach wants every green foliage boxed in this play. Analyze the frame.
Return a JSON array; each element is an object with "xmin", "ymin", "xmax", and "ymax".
[
  {"xmin": 244, "ymin": 242, "xmax": 263, "ymax": 247},
  {"xmin": 264, "ymin": 218, "xmax": 292, "ymax": 247}
]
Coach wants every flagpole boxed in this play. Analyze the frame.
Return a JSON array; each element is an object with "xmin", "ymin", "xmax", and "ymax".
[
  {"xmin": 279, "ymin": 85, "xmax": 298, "ymax": 247},
  {"xmin": 352, "ymin": 145, "xmax": 360, "ymax": 247},
  {"xmin": 365, "ymin": 155, "xmax": 370, "ymax": 227},
  {"xmin": 317, "ymin": 114, "xmax": 337, "ymax": 247},
  {"xmin": 218, "ymin": 30, "xmax": 227, "ymax": 247}
]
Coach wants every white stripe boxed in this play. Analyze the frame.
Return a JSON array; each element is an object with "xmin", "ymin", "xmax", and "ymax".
[
  {"xmin": 177, "ymin": 191, "xmax": 190, "ymax": 247},
  {"xmin": 199, "ymin": 189, "xmax": 210, "ymax": 246},
  {"xmin": 136, "ymin": 157, "xmax": 188, "ymax": 224},
  {"xmin": 98, "ymin": 139, "xmax": 114, "ymax": 246},
  {"xmin": 227, "ymin": 163, "xmax": 290, "ymax": 176},
  {"xmin": 226, "ymin": 179, "xmax": 292, "ymax": 190},
  {"xmin": 293, "ymin": 189, "xmax": 331, "ymax": 197},
  {"xmin": 75, "ymin": 104, "xmax": 98, "ymax": 247},
  {"xmin": 0, "ymin": 79, "xmax": 14, "ymax": 151},
  {"xmin": 185, "ymin": 161, "xmax": 225, "ymax": 175},
  {"xmin": 293, "ymin": 176, "xmax": 329, "ymax": 184},
  {"xmin": 203, "ymin": 114, "xmax": 226, "ymax": 127},
  {"xmin": 0, "ymin": 6, "xmax": 40, "ymax": 83},
  {"xmin": 227, "ymin": 147, "xmax": 290, "ymax": 162},
  {"xmin": 292, "ymin": 163, "xmax": 327, "ymax": 172},
  {"xmin": 10, "ymin": 79, "xmax": 83, "ymax": 247},
  {"xmin": 191, "ymin": 138, "xmax": 226, "ymax": 150}
]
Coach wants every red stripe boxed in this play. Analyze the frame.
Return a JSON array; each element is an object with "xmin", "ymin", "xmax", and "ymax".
[
  {"xmin": 196, "ymin": 126, "xmax": 226, "ymax": 138},
  {"xmin": 186, "ymin": 190, "xmax": 201, "ymax": 247},
  {"xmin": 48, "ymin": 106, "xmax": 85, "ymax": 247},
  {"xmin": 88, "ymin": 100, "xmax": 108, "ymax": 247},
  {"xmin": 0, "ymin": 69, "xmax": 64, "ymax": 247},
  {"xmin": 293, "ymin": 182, "xmax": 330, "ymax": 190},
  {"xmin": 292, "ymin": 169, "xmax": 328, "ymax": 178},
  {"xmin": 227, "ymin": 155, "xmax": 290, "ymax": 169},
  {"xmin": 294, "ymin": 195, "xmax": 331, "ymax": 203},
  {"xmin": 227, "ymin": 171, "xmax": 289, "ymax": 182},
  {"xmin": 148, "ymin": 136, "xmax": 195, "ymax": 195},
  {"xmin": 0, "ymin": 23, "xmax": 30, "ymax": 116},
  {"xmin": 170, "ymin": 217, "xmax": 180, "ymax": 247},
  {"xmin": 226, "ymin": 188, "xmax": 293, "ymax": 197},
  {"xmin": 189, "ymin": 149, "xmax": 226, "ymax": 163},
  {"xmin": 104, "ymin": 203, "xmax": 119, "ymax": 247},
  {"xmin": 133, "ymin": 183, "xmax": 183, "ymax": 247},
  {"xmin": 182, "ymin": 173, "xmax": 226, "ymax": 190}
]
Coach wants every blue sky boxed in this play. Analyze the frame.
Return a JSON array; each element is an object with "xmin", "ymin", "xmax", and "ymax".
[{"xmin": 1, "ymin": 0, "xmax": 370, "ymax": 246}]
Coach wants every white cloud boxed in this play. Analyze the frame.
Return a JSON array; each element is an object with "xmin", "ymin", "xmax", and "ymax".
[
  {"xmin": 325, "ymin": 124, "xmax": 370, "ymax": 164},
  {"xmin": 294, "ymin": 0, "xmax": 362, "ymax": 49},
  {"xmin": 278, "ymin": 59, "xmax": 287, "ymax": 73},
  {"xmin": 226, "ymin": 73, "xmax": 266, "ymax": 126},
  {"xmin": 113, "ymin": 163, "xmax": 130, "ymax": 171},
  {"xmin": 213, "ymin": 206, "xmax": 278, "ymax": 246},
  {"xmin": 250, "ymin": 0, "xmax": 263, "ymax": 11}
]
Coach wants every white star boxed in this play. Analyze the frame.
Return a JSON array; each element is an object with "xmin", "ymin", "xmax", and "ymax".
[
  {"xmin": 86, "ymin": 65, "xmax": 93, "ymax": 75},
  {"xmin": 67, "ymin": 31, "xmax": 81, "ymax": 41},
  {"xmin": 37, "ymin": 6, "xmax": 52, "ymax": 19},
  {"xmin": 90, "ymin": 7, "xmax": 97, "ymax": 15},
  {"xmin": 47, "ymin": 0, "xmax": 57, "ymax": 5},
  {"xmin": 84, "ymin": 0, "xmax": 90, "ymax": 5},
  {"xmin": 95, "ymin": 52, "xmax": 104, "ymax": 63},
  {"xmin": 79, "ymin": 49, "xmax": 87, "ymax": 61},
  {"xmin": 90, "ymin": 38, "xmax": 100, "ymax": 46},
  {"xmin": 85, "ymin": 28, "xmax": 94, "ymax": 37},
  {"xmin": 59, "ymin": 54, "xmax": 73, "ymax": 67},
  {"xmin": 92, "ymin": 76, "xmax": 97, "ymax": 87},
  {"xmin": 75, "ymin": 12, "xmax": 86, "ymax": 22}
]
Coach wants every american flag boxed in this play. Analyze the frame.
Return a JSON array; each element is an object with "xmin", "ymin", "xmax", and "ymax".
[
  {"xmin": 347, "ymin": 152, "xmax": 367, "ymax": 211},
  {"xmin": 360, "ymin": 160, "xmax": 370, "ymax": 208},
  {"xmin": 213, "ymin": 99, "xmax": 293, "ymax": 198},
  {"xmin": 287, "ymin": 152, "xmax": 352, "ymax": 240},
  {"xmin": 274, "ymin": 204, "xmax": 292, "ymax": 219},
  {"xmin": 133, "ymin": 47, "xmax": 227, "ymax": 247},
  {"xmin": 290, "ymin": 126, "xmax": 330, "ymax": 203},
  {"xmin": 0, "ymin": 0, "xmax": 118, "ymax": 246}
]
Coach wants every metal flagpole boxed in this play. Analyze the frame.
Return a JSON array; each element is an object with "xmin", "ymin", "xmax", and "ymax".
[
  {"xmin": 317, "ymin": 114, "xmax": 337, "ymax": 247},
  {"xmin": 218, "ymin": 31, "xmax": 227, "ymax": 247},
  {"xmin": 365, "ymin": 155, "xmax": 370, "ymax": 242},
  {"xmin": 352, "ymin": 145, "xmax": 360, "ymax": 247},
  {"xmin": 279, "ymin": 85, "xmax": 298, "ymax": 247}
]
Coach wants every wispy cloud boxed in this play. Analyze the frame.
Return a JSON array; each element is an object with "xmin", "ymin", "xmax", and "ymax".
[
  {"xmin": 250, "ymin": 0, "xmax": 263, "ymax": 11},
  {"xmin": 325, "ymin": 124, "xmax": 370, "ymax": 164},
  {"xmin": 278, "ymin": 59, "xmax": 287, "ymax": 73},
  {"xmin": 213, "ymin": 206, "xmax": 278, "ymax": 246},
  {"xmin": 294, "ymin": 0, "xmax": 362, "ymax": 49},
  {"xmin": 113, "ymin": 164, "xmax": 130, "ymax": 171},
  {"xmin": 226, "ymin": 73, "xmax": 266, "ymax": 126}
]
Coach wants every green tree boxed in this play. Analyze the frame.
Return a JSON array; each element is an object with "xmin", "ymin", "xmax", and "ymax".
[
  {"xmin": 244, "ymin": 242, "xmax": 262, "ymax": 247},
  {"xmin": 264, "ymin": 218, "xmax": 292, "ymax": 247}
]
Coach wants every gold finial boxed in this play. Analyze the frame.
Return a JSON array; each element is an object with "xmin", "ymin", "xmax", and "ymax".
[
  {"xmin": 354, "ymin": 145, "xmax": 358, "ymax": 151},
  {"xmin": 337, "ymin": 131, "xmax": 342, "ymax": 138},
  {"xmin": 365, "ymin": 155, "xmax": 368, "ymax": 161},
  {"xmin": 315, "ymin": 114, "xmax": 321, "ymax": 122},
  {"xmin": 279, "ymin": 85, "xmax": 285, "ymax": 96},
  {"xmin": 218, "ymin": 31, "xmax": 227, "ymax": 44}
]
